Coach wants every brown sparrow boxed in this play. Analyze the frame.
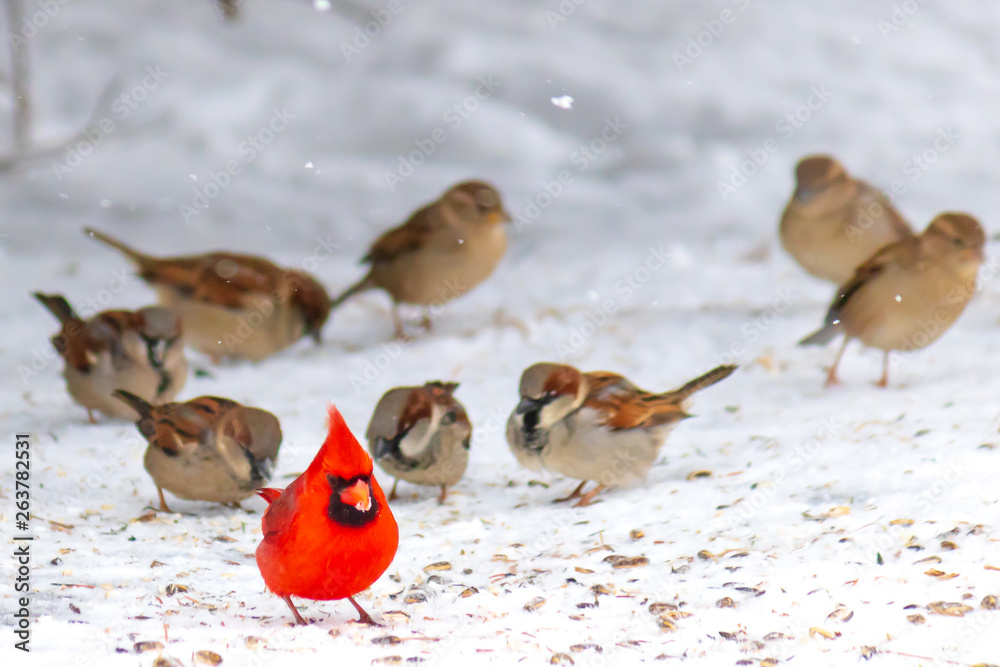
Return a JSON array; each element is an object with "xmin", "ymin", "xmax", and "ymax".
[
  {"xmin": 33, "ymin": 293, "xmax": 187, "ymax": 423},
  {"xmin": 800, "ymin": 213, "xmax": 985, "ymax": 387},
  {"xmin": 114, "ymin": 390, "xmax": 283, "ymax": 511},
  {"xmin": 83, "ymin": 228, "xmax": 332, "ymax": 363},
  {"xmin": 780, "ymin": 155, "xmax": 914, "ymax": 284},
  {"xmin": 330, "ymin": 181, "xmax": 510, "ymax": 338},
  {"xmin": 365, "ymin": 381, "xmax": 471, "ymax": 504},
  {"xmin": 506, "ymin": 363, "xmax": 737, "ymax": 506}
]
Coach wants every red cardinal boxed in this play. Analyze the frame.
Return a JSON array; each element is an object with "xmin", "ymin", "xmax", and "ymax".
[{"xmin": 255, "ymin": 405, "xmax": 399, "ymax": 625}]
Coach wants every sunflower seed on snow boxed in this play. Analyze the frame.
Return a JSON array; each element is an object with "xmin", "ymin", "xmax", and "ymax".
[
  {"xmin": 193, "ymin": 651, "xmax": 223, "ymax": 665},
  {"xmin": 981, "ymin": 595, "xmax": 998, "ymax": 610},
  {"xmin": 827, "ymin": 605, "xmax": 853, "ymax": 622},
  {"xmin": 524, "ymin": 597, "xmax": 546, "ymax": 611},
  {"xmin": 423, "ymin": 562, "xmax": 451, "ymax": 573},
  {"xmin": 133, "ymin": 641, "xmax": 164, "ymax": 654},
  {"xmin": 152, "ymin": 659, "xmax": 184, "ymax": 667},
  {"xmin": 927, "ymin": 601, "xmax": 974, "ymax": 617},
  {"xmin": 603, "ymin": 555, "xmax": 648, "ymax": 569},
  {"xmin": 569, "ymin": 644, "xmax": 602, "ymax": 653},
  {"xmin": 372, "ymin": 636, "xmax": 402, "ymax": 645}
]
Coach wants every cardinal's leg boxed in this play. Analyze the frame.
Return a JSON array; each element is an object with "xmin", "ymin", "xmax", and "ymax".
[
  {"xmin": 348, "ymin": 596, "xmax": 380, "ymax": 626},
  {"xmin": 283, "ymin": 596, "xmax": 307, "ymax": 625}
]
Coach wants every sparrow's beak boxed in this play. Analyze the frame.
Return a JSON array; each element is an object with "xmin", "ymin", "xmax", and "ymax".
[
  {"xmin": 487, "ymin": 210, "xmax": 512, "ymax": 225},
  {"xmin": 372, "ymin": 436, "xmax": 393, "ymax": 460},
  {"xmin": 794, "ymin": 186, "xmax": 822, "ymax": 203},
  {"xmin": 340, "ymin": 479, "xmax": 372, "ymax": 512},
  {"xmin": 147, "ymin": 338, "xmax": 167, "ymax": 367},
  {"xmin": 515, "ymin": 397, "xmax": 542, "ymax": 415},
  {"xmin": 964, "ymin": 247, "xmax": 986, "ymax": 263}
]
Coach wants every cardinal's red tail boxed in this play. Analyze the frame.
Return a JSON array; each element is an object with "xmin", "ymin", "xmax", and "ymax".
[{"xmin": 257, "ymin": 488, "xmax": 283, "ymax": 505}]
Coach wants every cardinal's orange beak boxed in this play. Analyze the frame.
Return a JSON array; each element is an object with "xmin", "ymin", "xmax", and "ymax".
[{"xmin": 340, "ymin": 479, "xmax": 372, "ymax": 512}]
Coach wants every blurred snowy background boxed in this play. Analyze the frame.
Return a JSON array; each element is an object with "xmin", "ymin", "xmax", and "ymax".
[{"xmin": 2, "ymin": 1, "xmax": 1000, "ymax": 665}]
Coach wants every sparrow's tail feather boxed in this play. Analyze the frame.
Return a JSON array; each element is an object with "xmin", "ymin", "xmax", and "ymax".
[
  {"xmin": 84, "ymin": 227, "xmax": 152, "ymax": 269},
  {"xmin": 330, "ymin": 273, "xmax": 375, "ymax": 311},
  {"xmin": 667, "ymin": 364, "xmax": 737, "ymax": 402},
  {"xmin": 33, "ymin": 292, "xmax": 79, "ymax": 324},
  {"xmin": 112, "ymin": 389, "xmax": 154, "ymax": 418},
  {"xmin": 799, "ymin": 324, "xmax": 839, "ymax": 346}
]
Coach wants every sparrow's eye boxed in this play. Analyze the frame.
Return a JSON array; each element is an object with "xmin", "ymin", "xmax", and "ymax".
[
  {"xmin": 952, "ymin": 237, "xmax": 964, "ymax": 248},
  {"xmin": 139, "ymin": 418, "xmax": 156, "ymax": 438},
  {"xmin": 440, "ymin": 411, "xmax": 456, "ymax": 426}
]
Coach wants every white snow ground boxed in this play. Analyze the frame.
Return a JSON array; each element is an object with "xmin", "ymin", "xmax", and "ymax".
[{"xmin": 2, "ymin": 0, "xmax": 1000, "ymax": 665}]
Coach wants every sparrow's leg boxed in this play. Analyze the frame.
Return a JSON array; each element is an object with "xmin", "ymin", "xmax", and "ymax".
[
  {"xmin": 156, "ymin": 487, "xmax": 172, "ymax": 513},
  {"xmin": 420, "ymin": 308, "xmax": 432, "ymax": 331},
  {"xmin": 875, "ymin": 351, "xmax": 890, "ymax": 388},
  {"xmin": 438, "ymin": 484, "xmax": 448, "ymax": 505},
  {"xmin": 388, "ymin": 479, "xmax": 399, "ymax": 502},
  {"xmin": 348, "ymin": 596, "xmax": 380, "ymax": 626},
  {"xmin": 825, "ymin": 336, "xmax": 850, "ymax": 387},
  {"xmin": 574, "ymin": 484, "xmax": 606, "ymax": 507},
  {"xmin": 87, "ymin": 409, "xmax": 96, "ymax": 424},
  {"xmin": 553, "ymin": 481, "xmax": 588, "ymax": 504},
  {"xmin": 282, "ymin": 595, "xmax": 307, "ymax": 625},
  {"xmin": 392, "ymin": 305, "xmax": 406, "ymax": 340}
]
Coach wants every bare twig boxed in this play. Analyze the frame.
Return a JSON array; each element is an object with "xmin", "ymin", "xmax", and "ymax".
[
  {"xmin": 3, "ymin": 0, "xmax": 30, "ymax": 152},
  {"xmin": 0, "ymin": 76, "xmax": 174, "ymax": 172}
]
